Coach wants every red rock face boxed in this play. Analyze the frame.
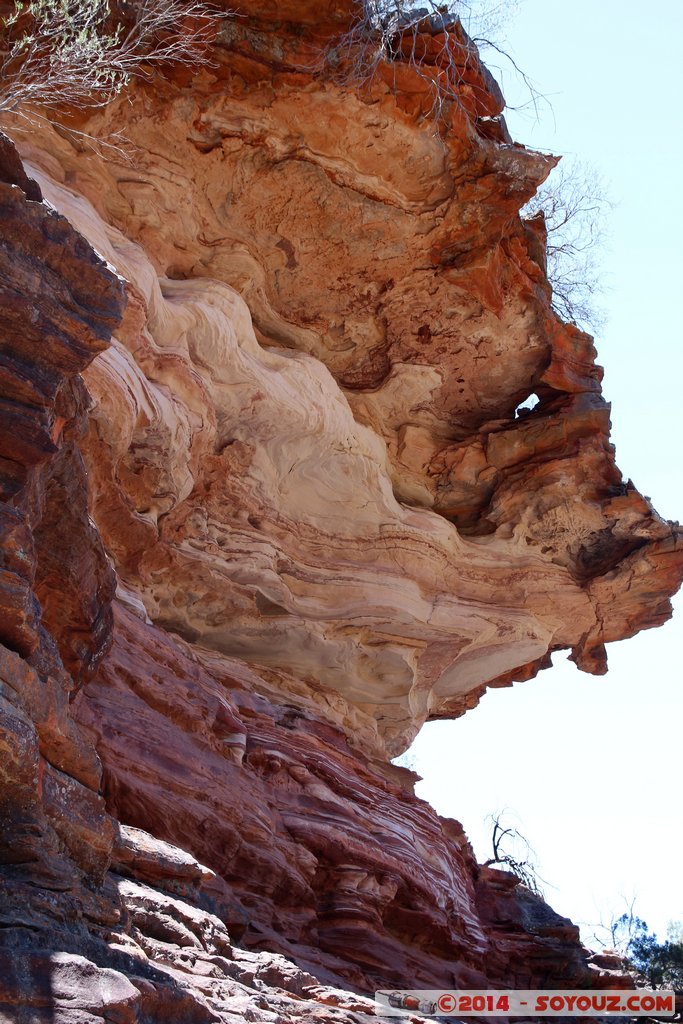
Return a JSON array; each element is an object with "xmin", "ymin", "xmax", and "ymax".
[
  {"xmin": 72, "ymin": 601, "xmax": 624, "ymax": 994},
  {"xmin": 0, "ymin": 3, "xmax": 680, "ymax": 1017},
  {"xmin": 0, "ymin": 144, "xmax": 122, "ymax": 842}
]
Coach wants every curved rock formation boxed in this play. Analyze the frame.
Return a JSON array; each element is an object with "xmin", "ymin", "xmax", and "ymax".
[{"xmin": 0, "ymin": 2, "xmax": 680, "ymax": 1019}]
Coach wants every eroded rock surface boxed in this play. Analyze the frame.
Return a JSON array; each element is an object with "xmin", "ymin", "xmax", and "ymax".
[{"xmin": 0, "ymin": 2, "xmax": 680, "ymax": 1018}]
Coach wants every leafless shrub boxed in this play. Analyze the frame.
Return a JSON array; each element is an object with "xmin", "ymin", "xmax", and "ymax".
[
  {"xmin": 483, "ymin": 811, "xmax": 547, "ymax": 896},
  {"xmin": 523, "ymin": 157, "xmax": 613, "ymax": 333},
  {"xmin": 320, "ymin": 0, "xmax": 536, "ymax": 124},
  {"xmin": 453, "ymin": 0, "xmax": 523, "ymax": 39},
  {"xmin": 0, "ymin": 0, "xmax": 223, "ymax": 122},
  {"xmin": 589, "ymin": 894, "xmax": 644, "ymax": 954}
]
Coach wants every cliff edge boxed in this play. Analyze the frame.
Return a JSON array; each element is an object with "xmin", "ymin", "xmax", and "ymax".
[{"xmin": 0, "ymin": 2, "xmax": 680, "ymax": 1019}]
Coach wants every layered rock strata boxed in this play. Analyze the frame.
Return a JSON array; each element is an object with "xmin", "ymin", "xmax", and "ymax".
[{"xmin": 0, "ymin": 1, "xmax": 681, "ymax": 1019}]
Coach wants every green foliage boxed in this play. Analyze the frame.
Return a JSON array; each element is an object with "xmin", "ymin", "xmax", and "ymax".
[
  {"xmin": 601, "ymin": 908, "xmax": 683, "ymax": 991},
  {"xmin": 0, "ymin": 0, "xmax": 222, "ymax": 120},
  {"xmin": 2, "ymin": 0, "xmax": 121, "ymax": 112},
  {"xmin": 628, "ymin": 923, "xmax": 683, "ymax": 990}
]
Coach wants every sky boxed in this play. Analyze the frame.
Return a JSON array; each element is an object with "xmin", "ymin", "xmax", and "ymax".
[{"xmin": 404, "ymin": 0, "xmax": 683, "ymax": 945}]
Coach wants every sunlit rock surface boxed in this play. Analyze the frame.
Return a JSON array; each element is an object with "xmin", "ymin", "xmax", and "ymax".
[{"xmin": 0, "ymin": 1, "xmax": 680, "ymax": 1017}]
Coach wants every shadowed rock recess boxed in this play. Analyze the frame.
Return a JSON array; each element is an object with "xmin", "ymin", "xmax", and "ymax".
[{"xmin": 1, "ymin": 2, "xmax": 681, "ymax": 1020}]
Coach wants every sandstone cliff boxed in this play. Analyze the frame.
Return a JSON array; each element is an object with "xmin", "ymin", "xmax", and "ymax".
[{"xmin": 1, "ymin": 2, "xmax": 681, "ymax": 1020}]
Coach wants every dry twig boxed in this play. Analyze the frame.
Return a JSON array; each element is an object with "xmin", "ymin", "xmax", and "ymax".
[{"xmin": 0, "ymin": 0, "xmax": 223, "ymax": 119}]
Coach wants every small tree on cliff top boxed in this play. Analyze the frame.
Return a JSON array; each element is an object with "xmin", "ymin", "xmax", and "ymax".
[
  {"xmin": 0, "ymin": 0, "xmax": 222, "ymax": 122},
  {"xmin": 324, "ymin": 0, "xmax": 531, "ymax": 123},
  {"xmin": 483, "ymin": 811, "xmax": 547, "ymax": 896}
]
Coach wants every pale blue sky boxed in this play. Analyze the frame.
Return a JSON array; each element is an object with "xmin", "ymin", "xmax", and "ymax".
[{"xmin": 410, "ymin": 0, "xmax": 682, "ymax": 944}]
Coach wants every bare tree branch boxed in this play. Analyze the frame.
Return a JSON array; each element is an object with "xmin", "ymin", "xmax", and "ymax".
[
  {"xmin": 523, "ymin": 157, "xmax": 613, "ymax": 333},
  {"xmin": 316, "ymin": 1, "xmax": 539, "ymax": 127},
  {"xmin": 0, "ymin": 0, "xmax": 227, "ymax": 121},
  {"xmin": 483, "ymin": 810, "xmax": 548, "ymax": 896}
]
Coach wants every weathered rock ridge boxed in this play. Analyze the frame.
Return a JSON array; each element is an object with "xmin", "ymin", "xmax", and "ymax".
[{"xmin": 1, "ymin": 2, "xmax": 681, "ymax": 1019}]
